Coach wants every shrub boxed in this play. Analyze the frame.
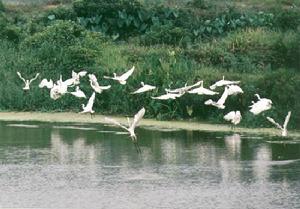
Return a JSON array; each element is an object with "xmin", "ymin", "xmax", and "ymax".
[
  {"xmin": 0, "ymin": 1, "xmax": 5, "ymax": 12},
  {"xmin": 140, "ymin": 23, "xmax": 192, "ymax": 46}
]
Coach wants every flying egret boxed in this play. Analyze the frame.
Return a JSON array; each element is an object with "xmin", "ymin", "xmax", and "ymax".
[
  {"xmin": 188, "ymin": 81, "xmax": 219, "ymax": 95},
  {"xmin": 266, "ymin": 111, "xmax": 291, "ymax": 137},
  {"xmin": 151, "ymin": 92, "xmax": 183, "ymax": 100},
  {"xmin": 210, "ymin": 76, "xmax": 240, "ymax": 90},
  {"xmin": 249, "ymin": 94, "xmax": 272, "ymax": 115},
  {"xmin": 165, "ymin": 80, "xmax": 202, "ymax": 95},
  {"xmin": 39, "ymin": 78, "xmax": 54, "ymax": 89},
  {"xmin": 70, "ymin": 86, "xmax": 86, "ymax": 98},
  {"xmin": 49, "ymin": 75, "xmax": 69, "ymax": 100},
  {"xmin": 105, "ymin": 107, "xmax": 145, "ymax": 143},
  {"xmin": 88, "ymin": 74, "xmax": 111, "ymax": 94},
  {"xmin": 104, "ymin": 66, "xmax": 135, "ymax": 85},
  {"xmin": 80, "ymin": 92, "xmax": 96, "ymax": 117},
  {"xmin": 17, "ymin": 72, "xmax": 40, "ymax": 90},
  {"xmin": 72, "ymin": 70, "xmax": 87, "ymax": 85},
  {"xmin": 131, "ymin": 82, "xmax": 156, "ymax": 94},
  {"xmin": 227, "ymin": 85, "xmax": 244, "ymax": 96},
  {"xmin": 224, "ymin": 111, "xmax": 242, "ymax": 128},
  {"xmin": 204, "ymin": 86, "xmax": 229, "ymax": 109}
]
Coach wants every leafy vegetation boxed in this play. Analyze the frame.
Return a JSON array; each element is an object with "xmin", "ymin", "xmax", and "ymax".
[{"xmin": 0, "ymin": 0, "xmax": 299, "ymax": 129}]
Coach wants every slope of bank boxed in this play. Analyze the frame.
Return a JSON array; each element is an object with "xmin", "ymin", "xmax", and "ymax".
[{"xmin": 0, "ymin": 112, "xmax": 299, "ymax": 137}]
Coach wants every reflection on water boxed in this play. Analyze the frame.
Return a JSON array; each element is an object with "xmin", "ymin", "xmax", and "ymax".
[{"xmin": 0, "ymin": 121, "xmax": 299, "ymax": 209}]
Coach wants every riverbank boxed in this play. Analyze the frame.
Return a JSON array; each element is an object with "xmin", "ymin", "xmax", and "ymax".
[{"xmin": 0, "ymin": 112, "xmax": 299, "ymax": 137}]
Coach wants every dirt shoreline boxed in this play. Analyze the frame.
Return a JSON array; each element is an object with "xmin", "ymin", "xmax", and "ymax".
[{"xmin": 0, "ymin": 111, "xmax": 299, "ymax": 137}]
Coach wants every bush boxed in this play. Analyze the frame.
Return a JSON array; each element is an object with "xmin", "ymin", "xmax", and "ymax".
[
  {"xmin": 140, "ymin": 23, "xmax": 192, "ymax": 46},
  {"xmin": 185, "ymin": 28, "xmax": 299, "ymax": 71},
  {"xmin": 272, "ymin": 8, "xmax": 300, "ymax": 30},
  {"xmin": 0, "ymin": 1, "xmax": 5, "ymax": 12}
]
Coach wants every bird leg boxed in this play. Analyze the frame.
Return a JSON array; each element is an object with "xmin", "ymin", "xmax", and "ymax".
[{"xmin": 134, "ymin": 142, "xmax": 142, "ymax": 154}]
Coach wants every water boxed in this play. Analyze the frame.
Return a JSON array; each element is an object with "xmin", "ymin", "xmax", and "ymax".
[{"xmin": 0, "ymin": 121, "xmax": 299, "ymax": 209}]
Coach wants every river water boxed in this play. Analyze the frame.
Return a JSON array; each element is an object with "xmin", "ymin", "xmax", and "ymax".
[{"xmin": 0, "ymin": 121, "xmax": 299, "ymax": 209}]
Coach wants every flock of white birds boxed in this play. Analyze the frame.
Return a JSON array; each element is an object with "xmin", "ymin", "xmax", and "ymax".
[{"xmin": 16, "ymin": 66, "xmax": 292, "ymax": 141}]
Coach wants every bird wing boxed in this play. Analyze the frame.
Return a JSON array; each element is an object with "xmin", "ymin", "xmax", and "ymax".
[
  {"xmin": 104, "ymin": 117, "xmax": 128, "ymax": 131},
  {"xmin": 64, "ymin": 78, "xmax": 75, "ymax": 86},
  {"xmin": 86, "ymin": 92, "xmax": 96, "ymax": 110},
  {"xmin": 119, "ymin": 66, "xmax": 135, "ymax": 81},
  {"xmin": 283, "ymin": 111, "xmax": 291, "ymax": 130},
  {"xmin": 266, "ymin": 117, "xmax": 283, "ymax": 130},
  {"xmin": 17, "ymin": 72, "xmax": 26, "ymax": 83},
  {"xmin": 29, "ymin": 73, "xmax": 40, "ymax": 84},
  {"xmin": 130, "ymin": 107, "xmax": 145, "ymax": 129},
  {"xmin": 78, "ymin": 71, "xmax": 87, "ymax": 77},
  {"xmin": 217, "ymin": 87, "xmax": 229, "ymax": 105},
  {"xmin": 224, "ymin": 111, "xmax": 235, "ymax": 121},
  {"xmin": 103, "ymin": 75, "xmax": 115, "ymax": 80}
]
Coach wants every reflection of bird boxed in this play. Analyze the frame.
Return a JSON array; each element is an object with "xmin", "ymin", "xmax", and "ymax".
[
  {"xmin": 151, "ymin": 92, "xmax": 183, "ymax": 100},
  {"xmin": 204, "ymin": 86, "xmax": 229, "ymax": 109},
  {"xmin": 105, "ymin": 107, "xmax": 145, "ymax": 142},
  {"xmin": 131, "ymin": 82, "xmax": 156, "ymax": 94},
  {"xmin": 188, "ymin": 81, "xmax": 219, "ymax": 95},
  {"xmin": 104, "ymin": 66, "xmax": 135, "ymax": 85},
  {"xmin": 17, "ymin": 72, "xmax": 40, "ymax": 90},
  {"xmin": 70, "ymin": 86, "xmax": 86, "ymax": 98},
  {"xmin": 210, "ymin": 76, "xmax": 240, "ymax": 90},
  {"xmin": 186, "ymin": 105, "xmax": 193, "ymax": 116},
  {"xmin": 39, "ymin": 78, "xmax": 53, "ymax": 89},
  {"xmin": 266, "ymin": 111, "xmax": 291, "ymax": 137},
  {"xmin": 88, "ymin": 74, "xmax": 111, "ymax": 94},
  {"xmin": 227, "ymin": 85, "xmax": 243, "ymax": 96},
  {"xmin": 165, "ymin": 81, "xmax": 202, "ymax": 95},
  {"xmin": 80, "ymin": 92, "xmax": 96, "ymax": 117},
  {"xmin": 249, "ymin": 94, "xmax": 272, "ymax": 115},
  {"xmin": 224, "ymin": 111, "xmax": 242, "ymax": 127}
]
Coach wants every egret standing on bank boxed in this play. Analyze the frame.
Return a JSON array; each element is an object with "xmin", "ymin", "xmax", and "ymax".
[{"xmin": 224, "ymin": 111, "xmax": 242, "ymax": 128}]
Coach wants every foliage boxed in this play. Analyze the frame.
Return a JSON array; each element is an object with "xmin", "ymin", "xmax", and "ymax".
[
  {"xmin": 185, "ymin": 28, "xmax": 299, "ymax": 71},
  {"xmin": 0, "ymin": 1, "xmax": 4, "ymax": 12}
]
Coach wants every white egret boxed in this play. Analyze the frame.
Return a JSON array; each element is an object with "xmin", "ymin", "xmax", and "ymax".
[
  {"xmin": 188, "ymin": 81, "xmax": 219, "ymax": 95},
  {"xmin": 266, "ymin": 111, "xmax": 291, "ymax": 137},
  {"xmin": 39, "ymin": 78, "xmax": 54, "ymax": 89},
  {"xmin": 131, "ymin": 82, "xmax": 156, "ymax": 94},
  {"xmin": 227, "ymin": 85, "xmax": 244, "ymax": 96},
  {"xmin": 204, "ymin": 86, "xmax": 229, "ymax": 109},
  {"xmin": 165, "ymin": 80, "xmax": 202, "ymax": 95},
  {"xmin": 210, "ymin": 76, "xmax": 240, "ymax": 90},
  {"xmin": 72, "ymin": 70, "xmax": 87, "ymax": 85},
  {"xmin": 105, "ymin": 107, "xmax": 145, "ymax": 142},
  {"xmin": 88, "ymin": 74, "xmax": 111, "ymax": 94},
  {"xmin": 151, "ymin": 92, "xmax": 183, "ymax": 100},
  {"xmin": 80, "ymin": 92, "xmax": 96, "ymax": 117},
  {"xmin": 249, "ymin": 94, "xmax": 272, "ymax": 115},
  {"xmin": 224, "ymin": 111, "xmax": 242, "ymax": 127},
  {"xmin": 49, "ymin": 75, "xmax": 69, "ymax": 100},
  {"xmin": 104, "ymin": 66, "xmax": 135, "ymax": 85},
  {"xmin": 17, "ymin": 72, "xmax": 40, "ymax": 90},
  {"xmin": 70, "ymin": 86, "xmax": 86, "ymax": 98}
]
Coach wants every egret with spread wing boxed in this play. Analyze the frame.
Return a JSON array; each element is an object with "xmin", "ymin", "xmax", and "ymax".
[
  {"xmin": 88, "ymin": 74, "xmax": 111, "ymax": 94},
  {"xmin": 165, "ymin": 81, "xmax": 202, "ymax": 95},
  {"xmin": 266, "ymin": 111, "xmax": 291, "ymax": 137},
  {"xmin": 210, "ymin": 76, "xmax": 240, "ymax": 90},
  {"xmin": 105, "ymin": 107, "xmax": 145, "ymax": 142},
  {"xmin": 104, "ymin": 66, "xmax": 135, "ymax": 85},
  {"xmin": 17, "ymin": 72, "xmax": 40, "ymax": 90},
  {"xmin": 204, "ymin": 86, "xmax": 229, "ymax": 109},
  {"xmin": 80, "ymin": 92, "xmax": 96, "ymax": 117},
  {"xmin": 249, "ymin": 94, "xmax": 272, "ymax": 115},
  {"xmin": 131, "ymin": 82, "xmax": 156, "ymax": 94},
  {"xmin": 70, "ymin": 86, "xmax": 86, "ymax": 98},
  {"xmin": 151, "ymin": 92, "xmax": 183, "ymax": 100},
  {"xmin": 188, "ymin": 81, "xmax": 219, "ymax": 95},
  {"xmin": 39, "ymin": 78, "xmax": 54, "ymax": 89}
]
